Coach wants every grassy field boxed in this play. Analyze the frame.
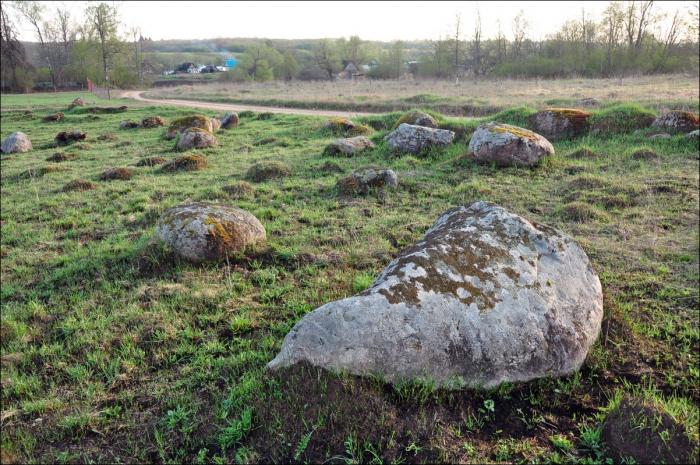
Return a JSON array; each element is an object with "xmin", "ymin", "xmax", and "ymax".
[
  {"xmin": 144, "ymin": 74, "xmax": 700, "ymax": 116},
  {"xmin": 1, "ymin": 91, "xmax": 698, "ymax": 464}
]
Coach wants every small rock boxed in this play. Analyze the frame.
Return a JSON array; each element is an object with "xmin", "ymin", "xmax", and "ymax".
[
  {"xmin": 99, "ymin": 167, "xmax": 133, "ymax": 181},
  {"xmin": 384, "ymin": 123, "xmax": 455, "ymax": 155},
  {"xmin": 324, "ymin": 118, "xmax": 371, "ymax": 136},
  {"xmin": 55, "ymin": 130, "xmax": 86, "ymax": 144},
  {"xmin": 575, "ymin": 97, "xmax": 600, "ymax": 106},
  {"xmin": 120, "ymin": 120, "xmax": 140, "ymax": 129},
  {"xmin": 337, "ymin": 167, "xmax": 398, "ymax": 196},
  {"xmin": 210, "ymin": 118, "xmax": 222, "ymax": 131},
  {"xmin": 468, "ymin": 122, "xmax": 554, "ymax": 167},
  {"xmin": 141, "ymin": 116, "xmax": 165, "ymax": 128},
  {"xmin": 176, "ymin": 128, "xmax": 218, "ymax": 151},
  {"xmin": 394, "ymin": 110, "xmax": 438, "ymax": 129},
  {"xmin": 647, "ymin": 133, "xmax": 671, "ymax": 140},
  {"xmin": 42, "ymin": 112, "xmax": 64, "ymax": 122},
  {"xmin": 70, "ymin": 97, "xmax": 85, "ymax": 107},
  {"xmin": 1, "ymin": 132, "xmax": 32, "ymax": 153},
  {"xmin": 155, "ymin": 202, "xmax": 266, "ymax": 262},
  {"xmin": 323, "ymin": 136, "xmax": 375, "ymax": 157},
  {"xmin": 652, "ymin": 111, "xmax": 699, "ymax": 133},
  {"xmin": 221, "ymin": 112, "xmax": 239, "ymax": 129},
  {"xmin": 686, "ymin": 129, "xmax": 699, "ymax": 140}
]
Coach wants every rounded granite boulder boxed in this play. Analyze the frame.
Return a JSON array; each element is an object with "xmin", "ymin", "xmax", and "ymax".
[
  {"xmin": 269, "ymin": 201, "xmax": 603, "ymax": 389},
  {"xmin": 155, "ymin": 202, "xmax": 266, "ymax": 262}
]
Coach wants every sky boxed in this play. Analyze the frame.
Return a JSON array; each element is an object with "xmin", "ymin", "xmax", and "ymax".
[{"xmin": 14, "ymin": 1, "xmax": 696, "ymax": 43}]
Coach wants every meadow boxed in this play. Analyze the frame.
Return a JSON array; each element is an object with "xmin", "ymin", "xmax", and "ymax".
[
  {"xmin": 0, "ymin": 90, "xmax": 698, "ymax": 464},
  {"xmin": 144, "ymin": 73, "xmax": 700, "ymax": 116}
]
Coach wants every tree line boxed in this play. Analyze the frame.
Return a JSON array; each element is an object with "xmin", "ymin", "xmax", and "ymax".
[{"xmin": 1, "ymin": 0, "xmax": 698, "ymax": 92}]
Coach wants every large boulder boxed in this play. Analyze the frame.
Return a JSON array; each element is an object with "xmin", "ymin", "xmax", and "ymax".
[
  {"xmin": 269, "ymin": 201, "xmax": 603, "ymax": 388},
  {"xmin": 165, "ymin": 115, "xmax": 213, "ymax": 139},
  {"xmin": 530, "ymin": 108, "xmax": 591, "ymax": 140},
  {"xmin": 155, "ymin": 202, "xmax": 266, "ymax": 262},
  {"xmin": 394, "ymin": 110, "xmax": 438, "ymax": 129},
  {"xmin": 1, "ymin": 132, "xmax": 32, "ymax": 153},
  {"xmin": 176, "ymin": 128, "xmax": 218, "ymax": 151},
  {"xmin": 469, "ymin": 122, "xmax": 554, "ymax": 167},
  {"xmin": 384, "ymin": 123, "xmax": 455, "ymax": 155},
  {"xmin": 337, "ymin": 167, "xmax": 398, "ymax": 196},
  {"xmin": 651, "ymin": 110, "xmax": 699, "ymax": 134},
  {"xmin": 221, "ymin": 112, "xmax": 239, "ymax": 129},
  {"xmin": 323, "ymin": 136, "xmax": 375, "ymax": 157}
]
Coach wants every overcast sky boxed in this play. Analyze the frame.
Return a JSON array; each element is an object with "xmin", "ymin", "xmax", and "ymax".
[{"xmin": 14, "ymin": 1, "xmax": 696, "ymax": 43}]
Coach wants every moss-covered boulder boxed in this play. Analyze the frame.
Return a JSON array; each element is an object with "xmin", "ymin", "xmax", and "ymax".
[
  {"xmin": 530, "ymin": 108, "xmax": 591, "ymax": 140},
  {"xmin": 176, "ymin": 128, "xmax": 218, "ymax": 151},
  {"xmin": 468, "ymin": 122, "xmax": 554, "ymax": 167},
  {"xmin": 141, "ymin": 116, "xmax": 166, "ymax": 128},
  {"xmin": 652, "ymin": 110, "xmax": 699, "ymax": 133},
  {"xmin": 269, "ymin": 201, "xmax": 603, "ymax": 388},
  {"xmin": 155, "ymin": 202, "xmax": 266, "ymax": 262},
  {"xmin": 1, "ymin": 132, "xmax": 32, "ymax": 153},
  {"xmin": 323, "ymin": 136, "xmax": 375, "ymax": 157},
  {"xmin": 393, "ymin": 110, "xmax": 438, "ymax": 129},
  {"xmin": 165, "ymin": 115, "xmax": 213, "ymax": 139}
]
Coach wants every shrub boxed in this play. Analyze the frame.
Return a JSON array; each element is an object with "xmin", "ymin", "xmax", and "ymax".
[{"xmin": 590, "ymin": 104, "xmax": 656, "ymax": 134}]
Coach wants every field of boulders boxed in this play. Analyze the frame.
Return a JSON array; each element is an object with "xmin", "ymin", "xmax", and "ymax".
[{"xmin": 1, "ymin": 92, "xmax": 698, "ymax": 464}]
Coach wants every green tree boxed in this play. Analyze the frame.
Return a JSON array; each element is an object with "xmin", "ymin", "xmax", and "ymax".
[
  {"xmin": 84, "ymin": 2, "xmax": 119, "ymax": 93},
  {"xmin": 277, "ymin": 51, "xmax": 300, "ymax": 81}
]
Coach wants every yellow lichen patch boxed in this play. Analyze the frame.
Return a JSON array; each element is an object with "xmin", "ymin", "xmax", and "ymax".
[
  {"xmin": 490, "ymin": 123, "xmax": 538, "ymax": 140},
  {"xmin": 204, "ymin": 217, "xmax": 248, "ymax": 256},
  {"xmin": 545, "ymin": 108, "xmax": 591, "ymax": 119}
]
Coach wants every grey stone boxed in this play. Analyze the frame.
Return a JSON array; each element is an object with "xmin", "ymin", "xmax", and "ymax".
[
  {"xmin": 686, "ymin": 129, "xmax": 699, "ymax": 140},
  {"xmin": 337, "ymin": 166, "xmax": 398, "ymax": 196},
  {"xmin": 651, "ymin": 111, "xmax": 699, "ymax": 133},
  {"xmin": 1, "ymin": 132, "xmax": 32, "ymax": 153},
  {"xmin": 176, "ymin": 128, "xmax": 218, "ymax": 151},
  {"xmin": 155, "ymin": 202, "xmax": 265, "ymax": 262},
  {"xmin": 468, "ymin": 122, "xmax": 554, "ymax": 167},
  {"xmin": 384, "ymin": 123, "xmax": 454, "ymax": 155},
  {"xmin": 269, "ymin": 201, "xmax": 603, "ymax": 389},
  {"xmin": 221, "ymin": 112, "xmax": 239, "ymax": 129},
  {"xmin": 324, "ymin": 136, "xmax": 375, "ymax": 157}
]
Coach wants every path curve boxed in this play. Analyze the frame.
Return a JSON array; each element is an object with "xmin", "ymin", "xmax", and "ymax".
[{"xmin": 119, "ymin": 90, "xmax": 377, "ymax": 118}]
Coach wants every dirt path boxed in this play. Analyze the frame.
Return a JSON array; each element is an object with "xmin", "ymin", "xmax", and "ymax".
[{"xmin": 119, "ymin": 90, "xmax": 377, "ymax": 118}]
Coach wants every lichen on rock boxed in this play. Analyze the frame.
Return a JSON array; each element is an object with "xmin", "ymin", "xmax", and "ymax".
[{"xmin": 269, "ymin": 201, "xmax": 603, "ymax": 389}]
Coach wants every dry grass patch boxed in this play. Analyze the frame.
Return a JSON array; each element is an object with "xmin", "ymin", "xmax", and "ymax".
[
  {"xmin": 245, "ymin": 161, "xmax": 290, "ymax": 182},
  {"xmin": 160, "ymin": 154, "xmax": 208, "ymax": 172},
  {"xmin": 99, "ymin": 167, "xmax": 133, "ymax": 181},
  {"xmin": 62, "ymin": 179, "xmax": 97, "ymax": 192}
]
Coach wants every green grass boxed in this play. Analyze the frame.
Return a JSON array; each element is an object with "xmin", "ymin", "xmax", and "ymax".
[{"xmin": 1, "ymin": 91, "xmax": 698, "ymax": 464}]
